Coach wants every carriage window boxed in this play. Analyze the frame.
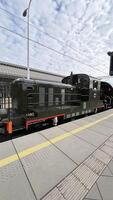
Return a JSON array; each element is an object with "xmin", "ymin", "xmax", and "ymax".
[
  {"xmin": 93, "ymin": 81, "xmax": 98, "ymax": 89},
  {"xmin": 39, "ymin": 87, "xmax": 45, "ymax": 106},
  {"xmin": 55, "ymin": 97, "xmax": 59, "ymax": 105},
  {"xmin": 61, "ymin": 89, "xmax": 65, "ymax": 105},
  {"xmin": 48, "ymin": 88, "xmax": 53, "ymax": 106}
]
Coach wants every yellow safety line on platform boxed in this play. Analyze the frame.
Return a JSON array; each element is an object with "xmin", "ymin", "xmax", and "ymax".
[{"xmin": 0, "ymin": 113, "xmax": 113, "ymax": 168}]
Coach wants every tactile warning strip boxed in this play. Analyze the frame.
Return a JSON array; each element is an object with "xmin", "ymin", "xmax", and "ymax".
[
  {"xmin": 109, "ymin": 136, "xmax": 113, "ymax": 142},
  {"xmin": 57, "ymin": 174, "xmax": 88, "ymax": 200},
  {"xmin": 101, "ymin": 144, "xmax": 113, "ymax": 157},
  {"xmin": 93, "ymin": 149, "xmax": 112, "ymax": 164},
  {"xmin": 105, "ymin": 140, "xmax": 113, "ymax": 149},
  {"xmin": 84, "ymin": 155, "xmax": 106, "ymax": 175},
  {"xmin": 72, "ymin": 164, "xmax": 98, "ymax": 190},
  {"xmin": 42, "ymin": 188, "xmax": 65, "ymax": 200},
  {"xmin": 42, "ymin": 134, "xmax": 113, "ymax": 200}
]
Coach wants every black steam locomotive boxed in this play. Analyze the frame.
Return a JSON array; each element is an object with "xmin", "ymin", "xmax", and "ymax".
[{"xmin": 0, "ymin": 73, "xmax": 113, "ymax": 135}]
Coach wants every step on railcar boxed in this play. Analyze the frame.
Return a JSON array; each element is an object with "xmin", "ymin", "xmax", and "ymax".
[{"xmin": 0, "ymin": 74, "xmax": 112, "ymax": 135}]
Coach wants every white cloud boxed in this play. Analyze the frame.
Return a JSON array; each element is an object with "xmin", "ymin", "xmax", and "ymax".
[{"xmin": 0, "ymin": 0, "xmax": 112, "ymax": 77}]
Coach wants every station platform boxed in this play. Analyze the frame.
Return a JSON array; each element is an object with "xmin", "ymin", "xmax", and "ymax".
[{"xmin": 0, "ymin": 109, "xmax": 113, "ymax": 200}]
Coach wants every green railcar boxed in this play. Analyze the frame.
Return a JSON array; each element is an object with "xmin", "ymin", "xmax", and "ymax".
[{"xmin": 0, "ymin": 74, "xmax": 112, "ymax": 135}]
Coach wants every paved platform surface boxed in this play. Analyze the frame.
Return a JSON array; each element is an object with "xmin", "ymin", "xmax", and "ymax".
[
  {"xmin": 0, "ymin": 109, "xmax": 113, "ymax": 200},
  {"xmin": 84, "ymin": 158, "xmax": 113, "ymax": 200}
]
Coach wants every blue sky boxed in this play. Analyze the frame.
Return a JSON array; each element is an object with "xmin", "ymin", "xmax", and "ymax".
[{"xmin": 0, "ymin": 0, "xmax": 113, "ymax": 76}]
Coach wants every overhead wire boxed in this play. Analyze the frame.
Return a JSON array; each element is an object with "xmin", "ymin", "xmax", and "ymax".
[
  {"xmin": 0, "ymin": 24, "xmax": 107, "ymax": 75},
  {"xmin": 0, "ymin": 6, "xmax": 107, "ymax": 66}
]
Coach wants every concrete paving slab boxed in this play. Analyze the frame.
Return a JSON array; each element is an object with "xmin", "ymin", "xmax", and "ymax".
[
  {"xmin": 0, "ymin": 140, "xmax": 16, "ymax": 159},
  {"xmin": 93, "ymin": 149, "xmax": 112, "ymax": 165},
  {"xmin": 87, "ymin": 113, "xmax": 105, "ymax": 120},
  {"xmin": 98, "ymin": 121, "xmax": 113, "ymax": 129},
  {"xmin": 104, "ymin": 117, "xmax": 113, "ymax": 123},
  {"xmin": 84, "ymin": 155, "xmax": 106, "ymax": 175},
  {"xmin": 97, "ymin": 176, "xmax": 113, "ymax": 200},
  {"xmin": 57, "ymin": 173, "xmax": 88, "ymax": 200},
  {"xmin": 88, "ymin": 124, "xmax": 113, "ymax": 137},
  {"xmin": 84, "ymin": 199, "xmax": 95, "ymax": 200},
  {"xmin": 76, "ymin": 114, "xmax": 109, "ymax": 123},
  {"xmin": 55, "ymin": 135, "xmax": 95, "ymax": 164},
  {"xmin": 76, "ymin": 129, "xmax": 107, "ymax": 147},
  {"xmin": 73, "ymin": 111, "xmax": 113, "ymax": 126},
  {"xmin": 85, "ymin": 183, "xmax": 102, "ymax": 200},
  {"xmin": 42, "ymin": 188, "xmax": 65, "ymax": 200},
  {"xmin": 105, "ymin": 139, "xmax": 113, "ymax": 149},
  {"xmin": 43, "ymin": 134, "xmax": 113, "ymax": 200},
  {"xmin": 90, "ymin": 114, "xmax": 103, "ymax": 119},
  {"xmin": 108, "ymin": 160, "xmax": 113, "ymax": 175},
  {"xmin": 73, "ymin": 163, "xmax": 98, "ymax": 190},
  {"xmin": 0, "ymin": 160, "xmax": 36, "ymax": 200},
  {"xmin": 17, "ymin": 144, "xmax": 76, "ymax": 200},
  {"xmin": 83, "ymin": 112, "xmax": 113, "ymax": 124},
  {"xmin": 0, "ymin": 140, "xmax": 37, "ymax": 200},
  {"xmin": 109, "ymin": 136, "xmax": 113, "ymax": 142},
  {"xmin": 88, "ymin": 111, "xmax": 106, "ymax": 119},
  {"xmin": 13, "ymin": 132, "xmax": 47, "ymax": 152},
  {"xmin": 40, "ymin": 126, "xmax": 66, "ymax": 140},
  {"xmin": 72, "ymin": 118, "xmax": 90, "ymax": 126},
  {"xmin": 103, "ymin": 109, "xmax": 113, "ymax": 115},
  {"xmin": 102, "ymin": 166, "xmax": 113, "ymax": 177},
  {"xmin": 101, "ymin": 144, "xmax": 113, "ymax": 157},
  {"xmin": 99, "ymin": 110, "xmax": 112, "ymax": 116},
  {"xmin": 58, "ymin": 121, "xmax": 79, "ymax": 132},
  {"xmin": 1, "ymin": 109, "xmax": 113, "ymax": 200}
]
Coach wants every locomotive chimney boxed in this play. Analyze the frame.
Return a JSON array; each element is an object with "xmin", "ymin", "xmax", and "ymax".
[{"xmin": 107, "ymin": 51, "xmax": 113, "ymax": 76}]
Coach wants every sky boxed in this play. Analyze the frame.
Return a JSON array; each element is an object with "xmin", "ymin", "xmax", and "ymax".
[{"xmin": 0, "ymin": 0, "xmax": 113, "ymax": 77}]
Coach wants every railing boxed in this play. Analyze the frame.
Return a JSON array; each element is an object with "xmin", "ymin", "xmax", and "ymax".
[{"xmin": 26, "ymin": 92, "xmax": 81, "ymax": 108}]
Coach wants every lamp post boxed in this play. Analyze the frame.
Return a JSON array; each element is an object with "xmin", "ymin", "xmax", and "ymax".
[
  {"xmin": 107, "ymin": 51, "xmax": 113, "ymax": 76},
  {"xmin": 23, "ymin": 0, "xmax": 32, "ymax": 80}
]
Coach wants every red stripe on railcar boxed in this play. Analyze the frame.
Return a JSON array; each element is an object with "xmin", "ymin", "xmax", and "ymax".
[{"xmin": 25, "ymin": 114, "xmax": 65, "ymax": 129}]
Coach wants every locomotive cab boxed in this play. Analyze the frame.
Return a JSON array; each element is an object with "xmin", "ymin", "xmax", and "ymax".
[
  {"xmin": 62, "ymin": 73, "xmax": 102, "ymax": 113},
  {"xmin": 62, "ymin": 74, "xmax": 90, "ymax": 101}
]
